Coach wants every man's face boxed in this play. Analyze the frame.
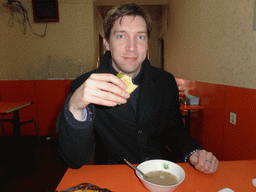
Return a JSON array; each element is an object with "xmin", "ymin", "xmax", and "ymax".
[{"xmin": 105, "ymin": 15, "xmax": 148, "ymax": 78}]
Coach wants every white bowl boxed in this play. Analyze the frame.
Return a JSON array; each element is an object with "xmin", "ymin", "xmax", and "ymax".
[{"xmin": 136, "ymin": 159, "xmax": 185, "ymax": 192}]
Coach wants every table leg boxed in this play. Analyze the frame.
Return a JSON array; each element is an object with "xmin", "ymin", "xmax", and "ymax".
[
  {"xmin": 184, "ymin": 110, "xmax": 191, "ymax": 134},
  {"xmin": 13, "ymin": 110, "xmax": 21, "ymax": 137}
]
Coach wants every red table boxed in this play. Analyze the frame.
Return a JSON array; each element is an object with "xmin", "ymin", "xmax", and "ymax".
[
  {"xmin": 56, "ymin": 160, "xmax": 256, "ymax": 192},
  {"xmin": 180, "ymin": 104, "xmax": 204, "ymax": 134},
  {"xmin": 0, "ymin": 102, "xmax": 32, "ymax": 136}
]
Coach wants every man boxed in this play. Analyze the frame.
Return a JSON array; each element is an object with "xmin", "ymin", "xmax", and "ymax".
[{"xmin": 57, "ymin": 3, "xmax": 218, "ymax": 174}]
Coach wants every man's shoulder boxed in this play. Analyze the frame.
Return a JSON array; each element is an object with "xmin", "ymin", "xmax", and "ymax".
[{"xmin": 149, "ymin": 66, "xmax": 176, "ymax": 83}]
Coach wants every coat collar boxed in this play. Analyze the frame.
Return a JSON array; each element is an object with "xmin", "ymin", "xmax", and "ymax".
[{"xmin": 136, "ymin": 60, "xmax": 163, "ymax": 125}]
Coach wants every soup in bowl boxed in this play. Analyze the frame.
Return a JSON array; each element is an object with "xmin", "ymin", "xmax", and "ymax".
[{"xmin": 136, "ymin": 159, "xmax": 185, "ymax": 192}]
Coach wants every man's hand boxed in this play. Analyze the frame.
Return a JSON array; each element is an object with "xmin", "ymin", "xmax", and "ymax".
[
  {"xmin": 69, "ymin": 73, "xmax": 130, "ymax": 120},
  {"xmin": 189, "ymin": 149, "xmax": 219, "ymax": 174}
]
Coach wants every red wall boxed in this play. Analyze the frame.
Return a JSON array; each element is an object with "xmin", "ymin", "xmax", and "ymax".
[
  {"xmin": 176, "ymin": 78, "xmax": 256, "ymax": 161},
  {"xmin": 1, "ymin": 79, "xmax": 256, "ymax": 161},
  {"xmin": 0, "ymin": 80, "xmax": 72, "ymax": 137}
]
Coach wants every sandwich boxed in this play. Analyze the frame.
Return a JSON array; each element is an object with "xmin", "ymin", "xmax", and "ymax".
[{"xmin": 117, "ymin": 72, "xmax": 138, "ymax": 94}]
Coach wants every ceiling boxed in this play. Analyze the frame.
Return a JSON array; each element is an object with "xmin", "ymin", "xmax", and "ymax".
[{"xmin": 93, "ymin": 0, "xmax": 170, "ymax": 6}]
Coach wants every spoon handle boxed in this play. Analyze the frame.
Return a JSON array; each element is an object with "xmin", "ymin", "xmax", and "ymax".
[{"xmin": 124, "ymin": 159, "xmax": 148, "ymax": 179}]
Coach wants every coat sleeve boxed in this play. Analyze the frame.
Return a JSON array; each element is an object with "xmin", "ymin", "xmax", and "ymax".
[
  {"xmin": 56, "ymin": 107, "xmax": 95, "ymax": 169},
  {"xmin": 56, "ymin": 72, "xmax": 96, "ymax": 169}
]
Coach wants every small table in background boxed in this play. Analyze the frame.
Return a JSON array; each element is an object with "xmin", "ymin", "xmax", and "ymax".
[
  {"xmin": 180, "ymin": 104, "xmax": 204, "ymax": 134},
  {"xmin": 0, "ymin": 102, "xmax": 32, "ymax": 136}
]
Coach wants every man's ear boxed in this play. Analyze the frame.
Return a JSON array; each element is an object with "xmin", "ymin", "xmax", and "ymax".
[{"xmin": 104, "ymin": 38, "xmax": 110, "ymax": 51}]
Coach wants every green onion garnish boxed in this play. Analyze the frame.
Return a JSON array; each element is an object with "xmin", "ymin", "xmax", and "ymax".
[{"xmin": 117, "ymin": 73, "xmax": 122, "ymax": 78}]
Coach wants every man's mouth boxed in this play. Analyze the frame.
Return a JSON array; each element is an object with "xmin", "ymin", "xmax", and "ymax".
[{"xmin": 123, "ymin": 57, "xmax": 138, "ymax": 61}]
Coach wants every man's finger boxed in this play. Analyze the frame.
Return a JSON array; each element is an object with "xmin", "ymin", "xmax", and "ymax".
[
  {"xmin": 90, "ymin": 73, "xmax": 127, "ymax": 90},
  {"xmin": 189, "ymin": 152, "xmax": 199, "ymax": 165}
]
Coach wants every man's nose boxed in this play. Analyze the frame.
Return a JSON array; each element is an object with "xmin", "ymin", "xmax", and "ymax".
[{"xmin": 125, "ymin": 38, "xmax": 137, "ymax": 52}]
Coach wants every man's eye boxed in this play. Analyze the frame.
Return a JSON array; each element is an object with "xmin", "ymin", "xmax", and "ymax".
[
  {"xmin": 118, "ymin": 35, "xmax": 124, "ymax": 39},
  {"xmin": 138, "ymin": 36, "xmax": 145, "ymax": 40}
]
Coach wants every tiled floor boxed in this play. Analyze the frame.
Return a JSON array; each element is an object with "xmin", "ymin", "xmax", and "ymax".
[{"xmin": 0, "ymin": 136, "xmax": 68, "ymax": 192}]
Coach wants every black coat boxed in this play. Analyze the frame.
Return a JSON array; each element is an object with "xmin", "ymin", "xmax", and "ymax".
[{"xmin": 57, "ymin": 51, "xmax": 203, "ymax": 169}]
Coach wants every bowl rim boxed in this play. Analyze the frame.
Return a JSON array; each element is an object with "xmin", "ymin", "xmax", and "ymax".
[{"xmin": 135, "ymin": 159, "xmax": 186, "ymax": 188}]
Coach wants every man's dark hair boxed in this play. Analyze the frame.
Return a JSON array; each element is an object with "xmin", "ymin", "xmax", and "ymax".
[{"xmin": 104, "ymin": 3, "xmax": 152, "ymax": 41}]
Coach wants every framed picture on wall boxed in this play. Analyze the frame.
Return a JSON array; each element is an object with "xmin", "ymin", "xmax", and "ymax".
[{"xmin": 32, "ymin": 0, "xmax": 59, "ymax": 22}]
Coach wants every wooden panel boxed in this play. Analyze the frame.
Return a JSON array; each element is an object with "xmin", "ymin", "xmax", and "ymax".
[
  {"xmin": 193, "ymin": 82, "xmax": 226, "ymax": 160},
  {"xmin": 34, "ymin": 80, "xmax": 66, "ymax": 136},
  {"xmin": 176, "ymin": 79, "xmax": 226, "ymax": 160},
  {"xmin": 176, "ymin": 78, "xmax": 256, "ymax": 161},
  {"xmin": 222, "ymin": 86, "xmax": 256, "ymax": 160}
]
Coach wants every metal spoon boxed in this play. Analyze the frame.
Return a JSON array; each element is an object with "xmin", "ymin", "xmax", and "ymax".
[{"xmin": 124, "ymin": 159, "xmax": 149, "ymax": 180}]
